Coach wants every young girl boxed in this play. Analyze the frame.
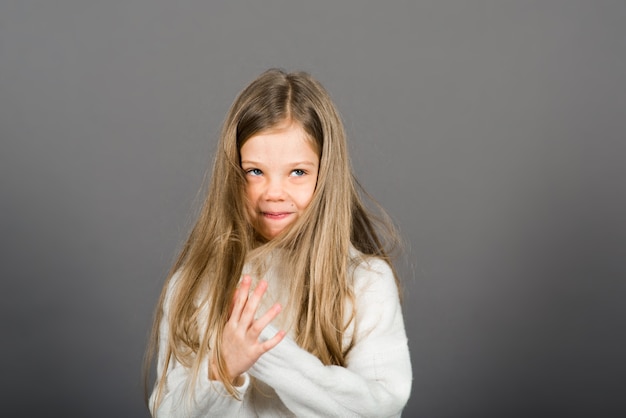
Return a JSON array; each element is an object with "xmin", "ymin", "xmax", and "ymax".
[{"xmin": 146, "ymin": 69, "xmax": 412, "ymax": 417}]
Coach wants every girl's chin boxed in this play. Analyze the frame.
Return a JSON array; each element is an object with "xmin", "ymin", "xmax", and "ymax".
[
  {"xmin": 260, "ymin": 228, "xmax": 284, "ymax": 240},
  {"xmin": 257, "ymin": 223, "xmax": 293, "ymax": 241},
  {"xmin": 256, "ymin": 215, "xmax": 296, "ymax": 239}
]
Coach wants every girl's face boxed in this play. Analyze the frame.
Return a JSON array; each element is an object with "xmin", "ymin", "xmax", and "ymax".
[{"xmin": 240, "ymin": 121, "xmax": 319, "ymax": 240}]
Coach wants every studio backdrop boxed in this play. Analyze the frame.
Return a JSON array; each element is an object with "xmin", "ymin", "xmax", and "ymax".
[{"xmin": 1, "ymin": 1, "xmax": 625, "ymax": 417}]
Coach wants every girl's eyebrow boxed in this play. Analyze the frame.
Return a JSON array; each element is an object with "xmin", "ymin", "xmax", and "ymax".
[
  {"xmin": 290, "ymin": 161, "xmax": 317, "ymax": 167},
  {"xmin": 241, "ymin": 160, "xmax": 317, "ymax": 167},
  {"xmin": 240, "ymin": 160, "xmax": 264, "ymax": 166}
]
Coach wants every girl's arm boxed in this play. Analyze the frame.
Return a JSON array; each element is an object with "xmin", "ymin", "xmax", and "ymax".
[
  {"xmin": 249, "ymin": 258, "xmax": 412, "ymax": 418},
  {"xmin": 149, "ymin": 273, "xmax": 249, "ymax": 418},
  {"xmin": 150, "ymin": 352, "xmax": 251, "ymax": 418}
]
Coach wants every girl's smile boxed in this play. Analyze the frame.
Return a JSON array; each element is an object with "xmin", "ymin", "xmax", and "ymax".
[
  {"xmin": 240, "ymin": 121, "xmax": 319, "ymax": 240},
  {"xmin": 262, "ymin": 212, "xmax": 293, "ymax": 219}
]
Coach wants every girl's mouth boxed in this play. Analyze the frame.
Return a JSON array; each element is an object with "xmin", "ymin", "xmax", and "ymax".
[{"xmin": 262, "ymin": 212, "xmax": 291, "ymax": 220}]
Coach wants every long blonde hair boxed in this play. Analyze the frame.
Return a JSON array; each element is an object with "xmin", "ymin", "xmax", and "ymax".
[{"xmin": 145, "ymin": 69, "xmax": 401, "ymax": 407}]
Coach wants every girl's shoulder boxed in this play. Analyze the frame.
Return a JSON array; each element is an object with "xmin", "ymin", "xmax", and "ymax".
[
  {"xmin": 161, "ymin": 269, "xmax": 209, "ymax": 312},
  {"xmin": 347, "ymin": 248, "xmax": 404, "ymax": 343},
  {"xmin": 349, "ymin": 248, "xmax": 398, "ymax": 298},
  {"xmin": 159, "ymin": 270, "xmax": 183, "ymax": 315},
  {"xmin": 349, "ymin": 245, "xmax": 393, "ymax": 272}
]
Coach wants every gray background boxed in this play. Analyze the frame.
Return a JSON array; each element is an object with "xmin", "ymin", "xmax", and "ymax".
[{"xmin": 1, "ymin": 1, "xmax": 625, "ymax": 417}]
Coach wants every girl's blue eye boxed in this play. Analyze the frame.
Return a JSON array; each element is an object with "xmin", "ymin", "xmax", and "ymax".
[
  {"xmin": 291, "ymin": 169, "xmax": 306, "ymax": 176},
  {"xmin": 247, "ymin": 168, "xmax": 263, "ymax": 176}
]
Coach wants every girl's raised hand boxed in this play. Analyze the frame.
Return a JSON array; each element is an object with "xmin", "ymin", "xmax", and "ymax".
[{"xmin": 211, "ymin": 275, "xmax": 285, "ymax": 384}]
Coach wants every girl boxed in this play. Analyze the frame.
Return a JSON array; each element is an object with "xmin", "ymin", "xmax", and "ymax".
[{"xmin": 145, "ymin": 69, "xmax": 412, "ymax": 417}]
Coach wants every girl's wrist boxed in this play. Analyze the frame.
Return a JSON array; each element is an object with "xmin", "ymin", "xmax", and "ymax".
[{"xmin": 209, "ymin": 358, "xmax": 243, "ymax": 386}]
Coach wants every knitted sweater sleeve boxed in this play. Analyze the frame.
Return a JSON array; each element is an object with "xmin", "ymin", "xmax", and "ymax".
[
  {"xmin": 149, "ymin": 273, "xmax": 250, "ymax": 418},
  {"xmin": 249, "ymin": 258, "xmax": 413, "ymax": 417}
]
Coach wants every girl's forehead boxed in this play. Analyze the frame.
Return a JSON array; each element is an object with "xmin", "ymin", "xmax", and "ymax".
[
  {"xmin": 243, "ymin": 120, "xmax": 320, "ymax": 157},
  {"xmin": 241, "ymin": 125, "xmax": 317, "ymax": 160}
]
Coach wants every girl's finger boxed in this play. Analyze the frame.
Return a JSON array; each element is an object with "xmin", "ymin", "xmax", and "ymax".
[
  {"xmin": 228, "ymin": 288, "xmax": 239, "ymax": 317},
  {"xmin": 229, "ymin": 275, "xmax": 251, "ymax": 323},
  {"xmin": 239, "ymin": 280, "xmax": 268, "ymax": 326},
  {"xmin": 259, "ymin": 329, "xmax": 286, "ymax": 353},
  {"xmin": 250, "ymin": 303, "xmax": 282, "ymax": 337}
]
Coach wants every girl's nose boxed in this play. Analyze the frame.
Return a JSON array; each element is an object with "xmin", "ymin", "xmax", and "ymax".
[{"xmin": 263, "ymin": 177, "xmax": 286, "ymax": 201}]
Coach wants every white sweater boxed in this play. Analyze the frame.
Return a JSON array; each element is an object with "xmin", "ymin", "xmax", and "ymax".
[{"xmin": 150, "ymin": 256, "xmax": 412, "ymax": 417}]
